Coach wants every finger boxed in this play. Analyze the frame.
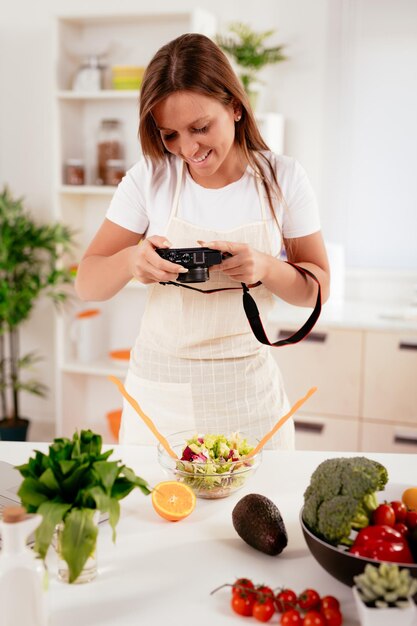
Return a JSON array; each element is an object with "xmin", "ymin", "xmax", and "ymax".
[
  {"xmin": 142, "ymin": 260, "xmax": 182, "ymax": 282},
  {"xmin": 153, "ymin": 257, "xmax": 189, "ymax": 274},
  {"xmin": 147, "ymin": 235, "xmax": 172, "ymax": 249},
  {"xmin": 203, "ymin": 240, "xmax": 245, "ymax": 255},
  {"xmin": 219, "ymin": 256, "xmax": 242, "ymax": 271},
  {"xmin": 146, "ymin": 246, "xmax": 188, "ymax": 274}
]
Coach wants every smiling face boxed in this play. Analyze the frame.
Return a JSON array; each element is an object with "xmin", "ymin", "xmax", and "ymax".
[{"xmin": 152, "ymin": 90, "xmax": 244, "ymax": 188}]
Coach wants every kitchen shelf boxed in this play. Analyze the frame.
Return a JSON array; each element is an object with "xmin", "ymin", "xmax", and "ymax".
[
  {"xmin": 59, "ymin": 185, "xmax": 117, "ymax": 196},
  {"xmin": 57, "ymin": 90, "xmax": 139, "ymax": 100},
  {"xmin": 54, "ymin": 8, "xmax": 217, "ymax": 441},
  {"xmin": 62, "ymin": 359, "xmax": 128, "ymax": 377}
]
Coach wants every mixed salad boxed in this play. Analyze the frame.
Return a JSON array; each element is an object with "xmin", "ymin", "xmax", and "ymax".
[{"xmin": 175, "ymin": 432, "xmax": 257, "ymax": 497}]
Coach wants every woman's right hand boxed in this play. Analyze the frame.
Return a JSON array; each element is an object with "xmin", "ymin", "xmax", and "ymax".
[{"xmin": 128, "ymin": 235, "xmax": 188, "ymax": 284}]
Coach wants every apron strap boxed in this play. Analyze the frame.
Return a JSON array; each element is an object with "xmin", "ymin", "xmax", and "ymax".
[{"xmin": 160, "ymin": 261, "xmax": 322, "ymax": 347}]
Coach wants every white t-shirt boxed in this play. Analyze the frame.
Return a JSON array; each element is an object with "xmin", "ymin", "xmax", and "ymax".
[{"xmin": 106, "ymin": 152, "xmax": 320, "ymax": 255}]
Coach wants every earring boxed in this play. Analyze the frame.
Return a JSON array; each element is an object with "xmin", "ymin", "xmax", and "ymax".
[{"xmin": 235, "ymin": 114, "xmax": 241, "ymax": 122}]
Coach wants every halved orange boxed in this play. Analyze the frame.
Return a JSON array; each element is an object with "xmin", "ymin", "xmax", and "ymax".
[{"xmin": 151, "ymin": 481, "xmax": 196, "ymax": 522}]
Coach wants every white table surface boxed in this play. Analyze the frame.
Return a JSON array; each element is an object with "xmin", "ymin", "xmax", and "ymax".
[{"xmin": 1, "ymin": 443, "xmax": 415, "ymax": 626}]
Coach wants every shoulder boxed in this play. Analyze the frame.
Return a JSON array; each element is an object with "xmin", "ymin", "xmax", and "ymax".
[
  {"xmin": 257, "ymin": 151, "xmax": 308, "ymax": 188},
  {"xmin": 124, "ymin": 153, "xmax": 181, "ymax": 191}
]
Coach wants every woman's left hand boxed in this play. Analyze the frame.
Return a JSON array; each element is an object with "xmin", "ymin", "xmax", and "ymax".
[{"xmin": 198, "ymin": 240, "xmax": 270, "ymax": 284}]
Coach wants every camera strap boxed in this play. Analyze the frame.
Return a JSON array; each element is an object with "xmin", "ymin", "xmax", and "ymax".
[{"xmin": 159, "ymin": 262, "xmax": 321, "ymax": 347}]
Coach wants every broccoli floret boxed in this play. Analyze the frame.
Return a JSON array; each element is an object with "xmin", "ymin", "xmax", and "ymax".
[
  {"xmin": 317, "ymin": 496, "xmax": 359, "ymax": 544},
  {"xmin": 305, "ymin": 458, "xmax": 345, "ymax": 500},
  {"xmin": 302, "ymin": 456, "xmax": 388, "ymax": 546},
  {"xmin": 341, "ymin": 456, "xmax": 388, "ymax": 499}
]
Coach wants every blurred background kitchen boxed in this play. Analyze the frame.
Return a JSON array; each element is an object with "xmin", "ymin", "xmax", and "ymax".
[{"xmin": 0, "ymin": 0, "xmax": 416, "ymax": 452}]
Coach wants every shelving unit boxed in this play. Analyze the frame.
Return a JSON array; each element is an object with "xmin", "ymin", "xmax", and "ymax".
[
  {"xmin": 53, "ymin": 10, "xmax": 286, "ymax": 443},
  {"xmin": 54, "ymin": 10, "xmax": 217, "ymax": 441}
]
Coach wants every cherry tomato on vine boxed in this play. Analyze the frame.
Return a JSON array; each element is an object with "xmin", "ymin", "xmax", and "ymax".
[
  {"xmin": 372, "ymin": 503, "xmax": 395, "ymax": 526},
  {"xmin": 390, "ymin": 500, "xmax": 408, "ymax": 523},
  {"xmin": 231, "ymin": 591, "xmax": 255, "ymax": 616},
  {"xmin": 303, "ymin": 611, "xmax": 326, "ymax": 626},
  {"xmin": 280, "ymin": 609, "xmax": 303, "ymax": 626},
  {"xmin": 276, "ymin": 589, "xmax": 298, "ymax": 612},
  {"xmin": 298, "ymin": 588, "xmax": 321, "ymax": 611},
  {"xmin": 256, "ymin": 585, "xmax": 274, "ymax": 600},
  {"xmin": 253, "ymin": 598, "xmax": 275, "ymax": 622},
  {"xmin": 321, "ymin": 608, "xmax": 343, "ymax": 626},
  {"xmin": 319, "ymin": 595, "xmax": 340, "ymax": 612},
  {"xmin": 232, "ymin": 578, "xmax": 255, "ymax": 597}
]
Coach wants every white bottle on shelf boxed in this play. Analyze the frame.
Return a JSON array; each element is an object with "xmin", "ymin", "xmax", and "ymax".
[{"xmin": 0, "ymin": 506, "xmax": 48, "ymax": 626}]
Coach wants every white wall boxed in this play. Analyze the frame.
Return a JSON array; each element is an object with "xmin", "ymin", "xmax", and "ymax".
[
  {"xmin": 322, "ymin": 0, "xmax": 417, "ymax": 270},
  {"xmin": 1, "ymin": 0, "xmax": 416, "ymax": 427}
]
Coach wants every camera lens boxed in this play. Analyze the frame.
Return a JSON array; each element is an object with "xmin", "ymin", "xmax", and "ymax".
[{"xmin": 177, "ymin": 266, "xmax": 209, "ymax": 283}]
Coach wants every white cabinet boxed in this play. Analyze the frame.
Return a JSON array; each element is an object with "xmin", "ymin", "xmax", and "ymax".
[
  {"xmin": 271, "ymin": 320, "xmax": 417, "ymax": 453},
  {"xmin": 273, "ymin": 328, "xmax": 363, "ymax": 417},
  {"xmin": 294, "ymin": 414, "xmax": 360, "ymax": 452},
  {"xmin": 363, "ymin": 330, "xmax": 417, "ymax": 424},
  {"xmin": 361, "ymin": 422, "xmax": 417, "ymax": 454},
  {"xmin": 271, "ymin": 326, "xmax": 363, "ymax": 451},
  {"xmin": 54, "ymin": 10, "xmax": 217, "ymax": 440}
]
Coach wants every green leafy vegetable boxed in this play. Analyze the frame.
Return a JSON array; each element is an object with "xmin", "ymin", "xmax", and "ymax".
[
  {"xmin": 302, "ymin": 456, "xmax": 388, "ymax": 546},
  {"xmin": 16, "ymin": 429, "xmax": 151, "ymax": 582}
]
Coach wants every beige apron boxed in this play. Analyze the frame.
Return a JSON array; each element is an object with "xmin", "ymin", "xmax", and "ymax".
[{"xmin": 119, "ymin": 159, "xmax": 294, "ymax": 450}]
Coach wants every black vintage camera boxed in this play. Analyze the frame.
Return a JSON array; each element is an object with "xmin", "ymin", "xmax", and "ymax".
[{"xmin": 156, "ymin": 247, "xmax": 224, "ymax": 283}]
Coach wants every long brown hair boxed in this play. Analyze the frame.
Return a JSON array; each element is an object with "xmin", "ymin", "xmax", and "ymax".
[{"xmin": 139, "ymin": 33, "xmax": 284, "ymax": 232}]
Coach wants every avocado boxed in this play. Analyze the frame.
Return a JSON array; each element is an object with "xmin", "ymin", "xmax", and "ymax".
[{"xmin": 232, "ymin": 493, "xmax": 288, "ymax": 556}]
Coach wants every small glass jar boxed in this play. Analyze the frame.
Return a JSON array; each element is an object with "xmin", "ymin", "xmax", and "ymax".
[
  {"xmin": 55, "ymin": 511, "xmax": 100, "ymax": 584},
  {"xmin": 104, "ymin": 159, "xmax": 125, "ymax": 186},
  {"xmin": 97, "ymin": 119, "xmax": 123, "ymax": 185},
  {"xmin": 65, "ymin": 159, "xmax": 85, "ymax": 185},
  {"xmin": 72, "ymin": 55, "xmax": 105, "ymax": 92}
]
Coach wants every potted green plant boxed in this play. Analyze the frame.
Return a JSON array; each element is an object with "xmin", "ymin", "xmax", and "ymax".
[
  {"xmin": 216, "ymin": 22, "xmax": 287, "ymax": 108},
  {"xmin": 0, "ymin": 186, "xmax": 74, "ymax": 441},
  {"xmin": 16, "ymin": 429, "xmax": 151, "ymax": 583},
  {"xmin": 353, "ymin": 562, "xmax": 417, "ymax": 626}
]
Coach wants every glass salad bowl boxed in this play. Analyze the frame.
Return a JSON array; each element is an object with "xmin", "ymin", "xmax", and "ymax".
[{"xmin": 157, "ymin": 430, "xmax": 262, "ymax": 499}]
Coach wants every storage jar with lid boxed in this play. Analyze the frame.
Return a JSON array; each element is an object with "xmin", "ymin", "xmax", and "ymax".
[
  {"xmin": 97, "ymin": 119, "xmax": 123, "ymax": 185},
  {"xmin": 65, "ymin": 159, "xmax": 85, "ymax": 185},
  {"xmin": 104, "ymin": 159, "xmax": 125, "ymax": 186}
]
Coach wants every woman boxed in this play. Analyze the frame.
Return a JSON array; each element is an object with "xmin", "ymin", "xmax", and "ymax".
[{"xmin": 75, "ymin": 33, "xmax": 330, "ymax": 449}]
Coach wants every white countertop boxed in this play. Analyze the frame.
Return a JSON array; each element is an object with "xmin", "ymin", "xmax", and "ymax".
[
  {"xmin": 268, "ymin": 299, "xmax": 417, "ymax": 333},
  {"xmin": 1, "ymin": 442, "xmax": 416, "ymax": 626}
]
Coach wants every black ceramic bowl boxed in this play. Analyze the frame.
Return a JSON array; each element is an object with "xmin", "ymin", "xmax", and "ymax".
[{"xmin": 300, "ymin": 507, "xmax": 417, "ymax": 587}]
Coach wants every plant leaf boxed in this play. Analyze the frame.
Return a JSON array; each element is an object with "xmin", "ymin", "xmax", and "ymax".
[
  {"xmin": 79, "ymin": 430, "xmax": 103, "ymax": 457},
  {"xmin": 39, "ymin": 467, "xmax": 60, "ymax": 493},
  {"xmin": 58, "ymin": 459, "xmax": 77, "ymax": 476},
  {"xmin": 111, "ymin": 477, "xmax": 136, "ymax": 501},
  {"xmin": 34, "ymin": 500, "xmax": 72, "ymax": 559},
  {"xmin": 18, "ymin": 477, "xmax": 50, "ymax": 508},
  {"xmin": 59, "ymin": 508, "xmax": 98, "ymax": 583},
  {"xmin": 93, "ymin": 460, "xmax": 120, "ymax": 494},
  {"xmin": 122, "ymin": 466, "xmax": 152, "ymax": 495},
  {"xmin": 85, "ymin": 486, "xmax": 120, "ymax": 541}
]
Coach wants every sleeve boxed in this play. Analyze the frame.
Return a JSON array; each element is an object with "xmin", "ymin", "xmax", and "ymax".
[
  {"xmin": 281, "ymin": 159, "xmax": 321, "ymax": 239},
  {"xmin": 105, "ymin": 159, "xmax": 149, "ymax": 234}
]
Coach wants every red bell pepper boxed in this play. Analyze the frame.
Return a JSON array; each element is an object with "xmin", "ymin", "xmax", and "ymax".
[{"xmin": 349, "ymin": 524, "xmax": 414, "ymax": 564}]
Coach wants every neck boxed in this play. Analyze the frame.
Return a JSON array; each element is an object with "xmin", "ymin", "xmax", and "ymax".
[{"xmin": 186, "ymin": 148, "xmax": 247, "ymax": 189}]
